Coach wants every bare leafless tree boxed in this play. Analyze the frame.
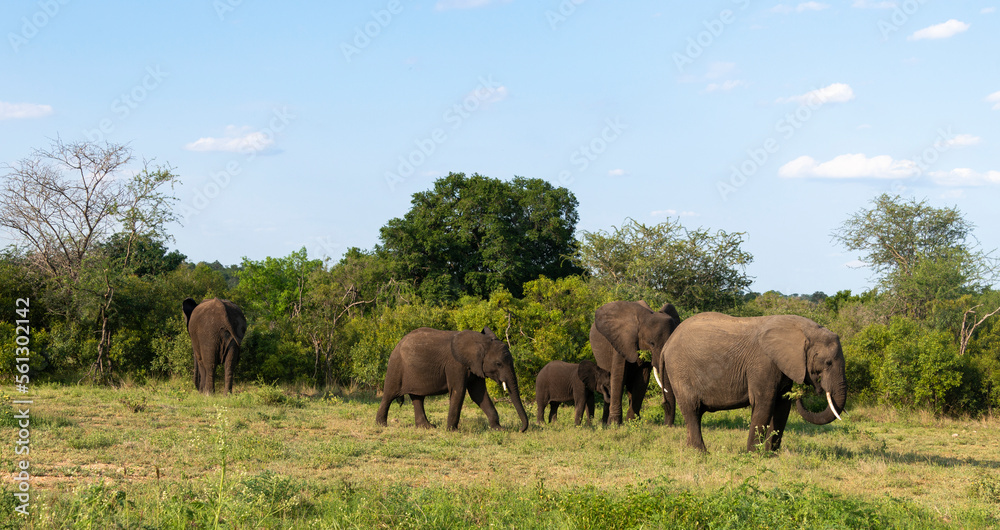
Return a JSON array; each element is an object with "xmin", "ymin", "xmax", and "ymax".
[{"xmin": 1, "ymin": 138, "xmax": 179, "ymax": 383}]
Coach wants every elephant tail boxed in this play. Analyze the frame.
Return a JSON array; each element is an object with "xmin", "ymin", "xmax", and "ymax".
[{"xmin": 395, "ymin": 396, "xmax": 404, "ymax": 407}]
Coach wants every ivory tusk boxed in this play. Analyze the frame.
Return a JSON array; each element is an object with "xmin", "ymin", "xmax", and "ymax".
[
  {"xmin": 826, "ymin": 391, "xmax": 843, "ymax": 421},
  {"xmin": 502, "ymin": 381, "xmax": 509, "ymax": 394},
  {"xmin": 652, "ymin": 367, "xmax": 663, "ymax": 390}
]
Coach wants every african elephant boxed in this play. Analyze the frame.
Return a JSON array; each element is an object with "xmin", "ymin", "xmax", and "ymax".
[
  {"xmin": 535, "ymin": 360, "xmax": 612, "ymax": 425},
  {"xmin": 590, "ymin": 300, "xmax": 681, "ymax": 425},
  {"xmin": 659, "ymin": 312, "xmax": 847, "ymax": 452},
  {"xmin": 375, "ymin": 327, "xmax": 529, "ymax": 432},
  {"xmin": 182, "ymin": 298, "xmax": 247, "ymax": 395}
]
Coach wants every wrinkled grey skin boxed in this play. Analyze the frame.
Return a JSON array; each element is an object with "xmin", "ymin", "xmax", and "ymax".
[
  {"xmin": 376, "ymin": 327, "xmax": 529, "ymax": 432},
  {"xmin": 183, "ymin": 298, "xmax": 247, "ymax": 395},
  {"xmin": 659, "ymin": 312, "xmax": 847, "ymax": 452},
  {"xmin": 534, "ymin": 360, "xmax": 612, "ymax": 425},
  {"xmin": 590, "ymin": 300, "xmax": 681, "ymax": 425}
]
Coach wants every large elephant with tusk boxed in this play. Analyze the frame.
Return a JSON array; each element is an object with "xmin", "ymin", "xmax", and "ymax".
[{"xmin": 658, "ymin": 312, "xmax": 847, "ymax": 452}]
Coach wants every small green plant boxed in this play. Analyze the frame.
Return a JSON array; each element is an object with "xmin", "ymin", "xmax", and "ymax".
[
  {"xmin": 971, "ymin": 471, "xmax": 1000, "ymax": 504},
  {"xmin": 118, "ymin": 395, "xmax": 147, "ymax": 413}
]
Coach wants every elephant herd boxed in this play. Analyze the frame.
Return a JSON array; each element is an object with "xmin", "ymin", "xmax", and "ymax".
[{"xmin": 182, "ymin": 297, "xmax": 848, "ymax": 452}]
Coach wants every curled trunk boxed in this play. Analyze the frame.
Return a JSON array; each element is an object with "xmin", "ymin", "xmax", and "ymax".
[{"xmin": 797, "ymin": 381, "xmax": 847, "ymax": 425}]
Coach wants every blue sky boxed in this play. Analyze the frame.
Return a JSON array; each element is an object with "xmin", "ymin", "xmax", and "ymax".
[{"xmin": 1, "ymin": 1, "xmax": 997, "ymax": 296}]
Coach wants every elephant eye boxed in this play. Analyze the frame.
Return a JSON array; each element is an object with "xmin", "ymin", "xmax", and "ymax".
[{"xmin": 825, "ymin": 360, "xmax": 833, "ymax": 367}]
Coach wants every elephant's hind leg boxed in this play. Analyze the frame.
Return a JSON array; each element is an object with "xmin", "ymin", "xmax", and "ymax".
[
  {"xmin": 548, "ymin": 402, "xmax": 559, "ymax": 424},
  {"xmin": 376, "ymin": 392, "xmax": 396, "ymax": 426},
  {"xmin": 411, "ymin": 395, "xmax": 436, "ymax": 428}
]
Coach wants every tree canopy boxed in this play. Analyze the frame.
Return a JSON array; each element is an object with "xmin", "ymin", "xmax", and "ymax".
[
  {"xmin": 378, "ymin": 172, "xmax": 582, "ymax": 302},
  {"xmin": 575, "ymin": 218, "xmax": 753, "ymax": 312},
  {"xmin": 832, "ymin": 193, "xmax": 998, "ymax": 316}
]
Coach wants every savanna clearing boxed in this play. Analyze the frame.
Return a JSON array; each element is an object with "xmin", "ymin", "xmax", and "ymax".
[{"xmin": 3, "ymin": 379, "xmax": 1000, "ymax": 529}]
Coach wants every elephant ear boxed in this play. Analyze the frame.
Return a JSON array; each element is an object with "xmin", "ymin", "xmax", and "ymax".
[
  {"xmin": 595, "ymin": 301, "xmax": 647, "ymax": 363},
  {"xmin": 659, "ymin": 303, "xmax": 682, "ymax": 325},
  {"xmin": 221, "ymin": 300, "xmax": 247, "ymax": 345},
  {"xmin": 451, "ymin": 330, "xmax": 487, "ymax": 378},
  {"xmin": 577, "ymin": 360, "xmax": 599, "ymax": 389},
  {"xmin": 182, "ymin": 298, "xmax": 199, "ymax": 330},
  {"xmin": 760, "ymin": 319, "xmax": 808, "ymax": 384}
]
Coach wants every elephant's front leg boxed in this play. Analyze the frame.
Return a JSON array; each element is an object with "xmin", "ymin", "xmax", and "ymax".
[
  {"xmin": 659, "ymin": 371, "xmax": 676, "ymax": 426},
  {"xmin": 467, "ymin": 377, "xmax": 501, "ymax": 430},
  {"xmin": 607, "ymin": 354, "xmax": 627, "ymax": 425},
  {"xmin": 681, "ymin": 402, "xmax": 708, "ymax": 451},
  {"xmin": 412, "ymin": 395, "xmax": 436, "ymax": 429},
  {"xmin": 746, "ymin": 403, "xmax": 776, "ymax": 452},
  {"xmin": 767, "ymin": 398, "xmax": 792, "ymax": 451}
]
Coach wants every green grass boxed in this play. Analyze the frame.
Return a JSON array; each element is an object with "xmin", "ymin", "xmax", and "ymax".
[{"xmin": 2, "ymin": 378, "xmax": 999, "ymax": 528}]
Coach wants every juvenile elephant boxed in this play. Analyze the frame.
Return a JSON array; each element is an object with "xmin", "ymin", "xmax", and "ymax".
[
  {"xmin": 590, "ymin": 300, "xmax": 681, "ymax": 425},
  {"xmin": 376, "ymin": 327, "xmax": 529, "ymax": 432},
  {"xmin": 183, "ymin": 298, "xmax": 247, "ymax": 395},
  {"xmin": 535, "ymin": 360, "xmax": 612, "ymax": 425},
  {"xmin": 659, "ymin": 312, "xmax": 847, "ymax": 452}
]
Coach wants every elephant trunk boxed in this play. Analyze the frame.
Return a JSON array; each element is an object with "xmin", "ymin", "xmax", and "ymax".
[
  {"xmin": 796, "ymin": 379, "xmax": 846, "ymax": 425},
  {"xmin": 506, "ymin": 379, "xmax": 529, "ymax": 433}
]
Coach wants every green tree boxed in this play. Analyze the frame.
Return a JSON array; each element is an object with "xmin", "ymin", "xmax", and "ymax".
[
  {"xmin": 378, "ymin": 172, "xmax": 582, "ymax": 302},
  {"xmin": 832, "ymin": 194, "xmax": 997, "ymax": 317},
  {"xmin": 301, "ymin": 248, "xmax": 406, "ymax": 388},
  {"xmin": 102, "ymin": 232, "xmax": 185, "ymax": 277},
  {"xmin": 575, "ymin": 218, "xmax": 753, "ymax": 312},
  {"xmin": 233, "ymin": 248, "xmax": 322, "ymax": 329}
]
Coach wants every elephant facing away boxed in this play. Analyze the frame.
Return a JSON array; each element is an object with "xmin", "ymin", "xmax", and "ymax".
[
  {"xmin": 376, "ymin": 327, "xmax": 530, "ymax": 432},
  {"xmin": 590, "ymin": 300, "xmax": 681, "ymax": 425},
  {"xmin": 535, "ymin": 360, "xmax": 612, "ymax": 425},
  {"xmin": 183, "ymin": 298, "xmax": 247, "ymax": 395},
  {"xmin": 659, "ymin": 312, "xmax": 847, "ymax": 452}
]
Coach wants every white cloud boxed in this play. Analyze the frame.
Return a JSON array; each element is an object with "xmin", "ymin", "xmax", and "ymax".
[
  {"xmin": 908, "ymin": 19, "xmax": 970, "ymax": 40},
  {"xmin": 0, "ymin": 101, "xmax": 53, "ymax": 120},
  {"xmin": 852, "ymin": 0, "xmax": 895, "ymax": 8},
  {"xmin": 929, "ymin": 168, "xmax": 1000, "ymax": 186},
  {"xmin": 184, "ymin": 125, "xmax": 275, "ymax": 153},
  {"xmin": 856, "ymin": 124, "xmax": 872, "ymax": 130},
  {"xmin": 778, "ymin": 153, "xmax": 919, "ymax": 179},
  {"xmin": 772, "ymin": 2, "xmax": 830, "ymax": 13},
  {"xmin": 705, "ymin": 80, "xmax": 747, "ymax": 92},
  {"xmin": 943, "ymin": 134, "xmax": 981, "ymax": 147},
  {"xmin": 843, "ymin": 259, "xmax": 867, "ymax": 269},
  {"xmin": 435, "ymin": 0, "xmax": 509, "ymax": 10},
  {"xmin": 987, "ymin": 91, "xmax": 1000, "ymax": 110},
  {"xmin": 607, "ymin": 169, "xmax": 628, "ymax": 177},
  {"xmin": 776, "ymin": 83, "xmax": 855, "ymax": 105},
  {"xmin": 982, "ymin": 7, "xmax": 996, "ymax": 14},
  {"xmin": 651, "ymin": 209, "xmax": 697, "ymax": 218}
]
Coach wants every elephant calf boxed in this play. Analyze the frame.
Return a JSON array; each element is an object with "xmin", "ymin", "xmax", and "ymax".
[{"xmin": 534, "ymin": 360, "xmax": 612, "ymax": 426}]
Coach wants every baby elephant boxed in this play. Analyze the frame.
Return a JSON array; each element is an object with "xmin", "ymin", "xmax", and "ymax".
[{"xmin": 535, "ymin": 360, "xmax": 612, "ymax": 425}]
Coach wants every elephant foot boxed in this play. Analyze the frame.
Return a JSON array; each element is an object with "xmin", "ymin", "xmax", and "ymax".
[{"xmin": 415, "ymin": 421, "xmax": 436, "ymax": 429}]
